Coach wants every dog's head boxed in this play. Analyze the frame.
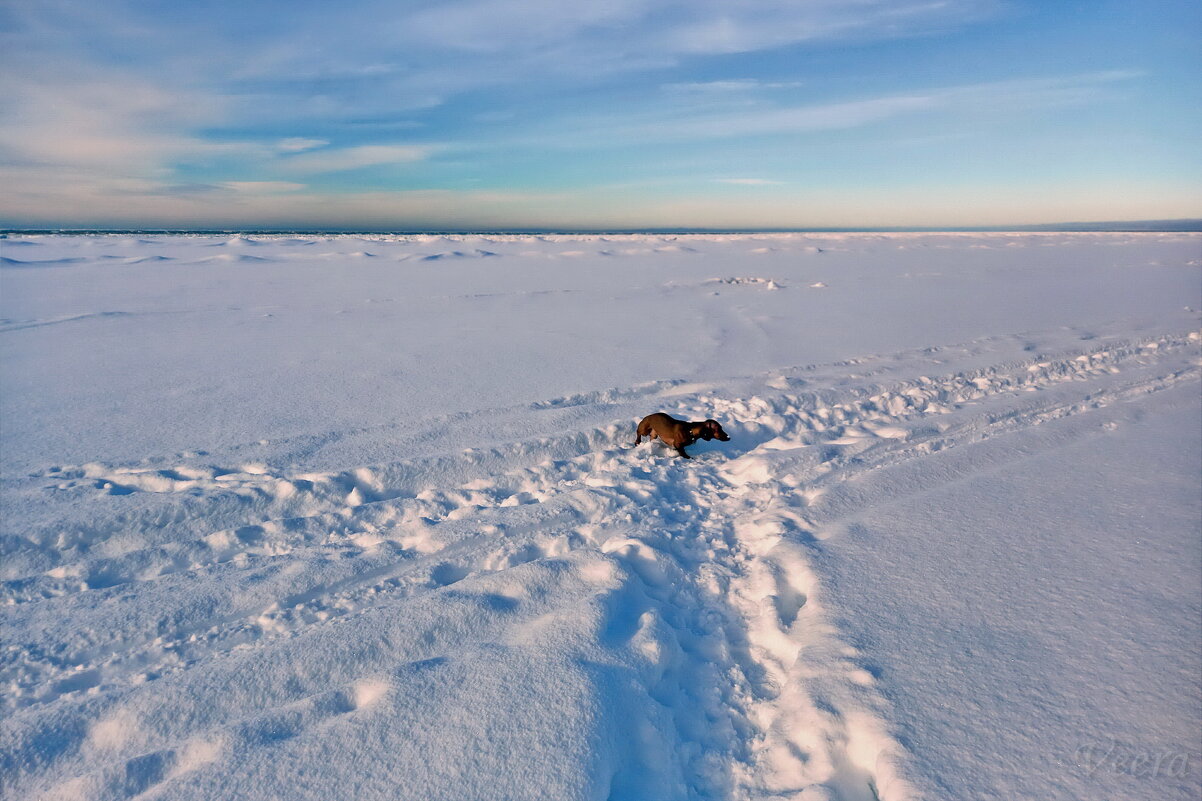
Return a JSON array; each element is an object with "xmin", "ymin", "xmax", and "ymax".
[{"xmin": 698, "ymin": 419, "xmax": 730, "ymax": 442}]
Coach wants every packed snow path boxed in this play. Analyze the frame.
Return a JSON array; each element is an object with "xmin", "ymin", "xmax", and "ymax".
[{"xmin": 2, "ymin": 233, "xmax": 1199, "ymax": 800}]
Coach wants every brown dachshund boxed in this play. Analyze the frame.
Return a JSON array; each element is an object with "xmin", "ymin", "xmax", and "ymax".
[{"xmin": 633, "ymin": 412, "xmax": 730, "ymax": 459}]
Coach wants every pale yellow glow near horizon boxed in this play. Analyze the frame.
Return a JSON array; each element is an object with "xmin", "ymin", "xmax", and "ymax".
[{"xmin": 1, "ymin": 177, "xmax": 1199, "ymax": 230}]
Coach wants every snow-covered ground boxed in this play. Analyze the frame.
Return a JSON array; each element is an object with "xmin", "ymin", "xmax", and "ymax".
[{"xmin": 2, "ymin": 232, "xmax": 1199, "ymax": 800}]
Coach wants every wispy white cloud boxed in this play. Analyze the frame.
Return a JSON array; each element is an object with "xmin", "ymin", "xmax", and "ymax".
[
  {"xmin": 275, "ymin": 138, "xmax": 329, "ymax": 153},
  {"xmin": 663, "ymin": 79, "xmax": 803, "ymax": 93},
  {"xmin": 0, "ymin": 65, "xmax": 273, "ymax": 215},
  {"xmin": 0, "ymin": 71, "xmax": 233, "ymax": 171},
  {"xmin": 221, "ymin": 181, "xmax": 307, "ymax": 193},
  {"xmin": 404, "ymin": 0, "xmax": 653, "ymax": 53},
  {"xmin": 278, "ymin": 144, "xmax": 435, "ymax": 174},
  {"xmin": 667, "ymin": 94, "xmax": 939, "ymax": 139},
  {"xmin": 498, "ymin": 70, "xmax": 1146, "ymax": 149},
  {"xmin": 658, "ymin": 0, "xmax": 999, "ymax": 54},
  {"xmin": 400, "ymin": 0, "xmax": 998, "ymax": 63}
]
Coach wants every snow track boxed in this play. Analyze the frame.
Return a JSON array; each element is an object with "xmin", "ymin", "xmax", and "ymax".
[{"xmin": 3, "ymin": 324, "xmax": 1198, "ymax": 800}]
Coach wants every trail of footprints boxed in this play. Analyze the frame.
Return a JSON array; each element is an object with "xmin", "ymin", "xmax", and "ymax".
[
  {"xmin": 3, "ymin": 329, "xmax": 1199, "ymax": 800},
  {"xmin": 17, "ymin": 331, "xmax": 1196, "ymax": 598}
]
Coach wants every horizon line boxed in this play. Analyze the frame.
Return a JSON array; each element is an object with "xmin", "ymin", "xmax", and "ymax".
[{"xmin": 4, "ymin": 218, "xmax": 1202, "ymax": 236}]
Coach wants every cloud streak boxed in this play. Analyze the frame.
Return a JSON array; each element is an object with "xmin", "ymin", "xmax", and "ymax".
[
  {"xmin": 470, "ymin": 71, "xmax": 1144, "ymax": 153},
  {"xmin": 277, "ymin": 145, "xmax": 435, "ymax": 174},
  {"xmin": 276, "ymin": 138, "xmax": 329, "ymax": 153}
]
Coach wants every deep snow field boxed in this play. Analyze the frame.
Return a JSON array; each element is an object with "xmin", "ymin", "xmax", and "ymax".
[{"xmin": 1, "ymin": 231, "xmax": 1200, "ymax": 801}]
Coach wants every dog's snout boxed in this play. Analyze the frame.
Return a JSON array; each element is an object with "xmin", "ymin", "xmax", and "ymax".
[{"xmin": 704, "ymin": 420, "xmax": 731, "ymax": 442}]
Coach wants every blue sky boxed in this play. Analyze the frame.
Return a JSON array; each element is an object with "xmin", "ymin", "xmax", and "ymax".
[{"xmin": 2, "ymin": 0, "xmax": 1199, "ymax": 228}]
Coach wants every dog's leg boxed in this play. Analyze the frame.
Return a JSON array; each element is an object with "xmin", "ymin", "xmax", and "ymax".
[{"xmin": 675, "ymin": 446, "xmax": 691, "ymax": 459}]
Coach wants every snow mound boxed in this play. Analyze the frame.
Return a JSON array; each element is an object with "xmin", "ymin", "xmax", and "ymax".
[{"xmin": 706, "ymin": 276, "xmax": 785, "ymax": 289}]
